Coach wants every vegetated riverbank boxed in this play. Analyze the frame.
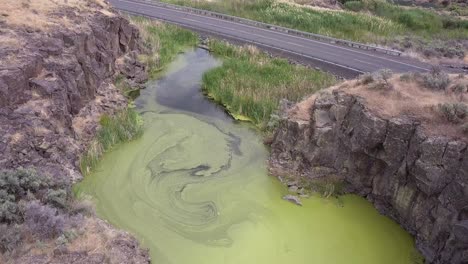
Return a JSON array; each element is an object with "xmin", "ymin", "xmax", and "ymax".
[
  {"xmin": 161, "ymin": 0, "xmax": 468, "ymax": 64},
  {"xmin": 269, "ymin": 70, "xmax": 468, "ymax": 263},
  {"xmin": 202, "ymin": 39, "xmax": 336, "ymax": 130}
]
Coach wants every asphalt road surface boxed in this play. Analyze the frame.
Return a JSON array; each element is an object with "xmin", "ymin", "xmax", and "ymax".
[{"xmin": 109, "ymin": 0, "xmax": 433, "ymax": 77}]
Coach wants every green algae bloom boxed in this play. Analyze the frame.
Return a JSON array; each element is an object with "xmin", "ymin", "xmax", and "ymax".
[{"xmin": 75, "ymin": 49, "xmax": 421, "ymax": 264}]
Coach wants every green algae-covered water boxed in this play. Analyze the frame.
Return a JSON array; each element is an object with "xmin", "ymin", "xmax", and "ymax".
[{"xmin": 75, "ymin": 49, "xmax": 420, "ymax": 264}]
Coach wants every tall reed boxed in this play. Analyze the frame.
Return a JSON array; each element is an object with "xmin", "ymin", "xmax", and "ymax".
[{"xmin": 80, "ymin": 108, "xmax": 143, "ymax": 176}]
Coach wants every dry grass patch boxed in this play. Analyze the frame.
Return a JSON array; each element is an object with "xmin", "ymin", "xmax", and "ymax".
[
  {"xmin": 0, "ymin": 35, "xmax": 22, "ymax": 48},
  {"xmin": 278, "ymin": 0, "xmax": 343, "ymax": 10},
  {"xmin": 0, "ymin": 0, "xmax": 113, "ymax": 31},
  {"xmin": 286, "ymin": 93, "xmax": 318, "ymax": 121},
  {"xmin": 289, "ymin": 70, "xmax": 468, "ymax": 138},
  {"xmin": 66, "ymin": 218, "xmax": 114, "ymax": 253},
  {"xmin": 343, "ymin": 71, "xmax": 468, "ymax": 137},
  {"xmin": 1, "ymin": 217, "xmax": 133, "ymax": 264}
]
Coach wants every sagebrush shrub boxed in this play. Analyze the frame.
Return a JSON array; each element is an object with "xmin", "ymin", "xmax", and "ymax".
[
  {"xmin": 437, "ymin": 103, "xmax": 468, "ymax": 123},
  {"xmin": 366, "ymin": 69, "xmax": 393, "ymax": 90},
  {"xmin": 423, "ymin": 68, "xmax": 451, "ymax": 90},
  {"xmin": 68, "ymin": 214, "xmax": 84, "ymax": 230},
  {"xmin": 359, "ymin": 72, "xmax": 374, "ymax": 85},
  {"xmin": 452, "ymin": 83, "xmax": 467, "ymax": 94},
  {"xmin": 46, "ymin": 189, "xmax": 68, "ymax": 209},
  {"xmin": 0, "ymin": 200, "xmax": 21, "ymax": 223},
  {"xmin": 399, "ymin": 73, "xmax": 413, "ymax": 82},
  {"xmin": 24, "ymin": 201, "xmax": 65, "ymax": 240},
  {"xmin": 0, "ymin": 224, "xmax": 22, "ymax": 253},
  {"xmin": 376, "ymin": 69, "xmax": 393, "ymax": 82},
  {"xmin": 462, "ymin": 123, "xmax": 468, "ymax": 134},
  {"xmin": 0, "ymin": 170, "xmax": 79, "ymax": 253},
  {"xmin": 0, "ymin": 169, "xmax": 69, "ymax": 224},
  {"xmin": 0, "ymin": 169, "xmax": 49, "ymax": 196}
]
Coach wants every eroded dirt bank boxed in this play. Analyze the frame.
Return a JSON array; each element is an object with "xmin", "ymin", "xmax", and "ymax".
[
  {"xmin": 269, "ymin": 74, "xmax": 468, "ymax": 264},
  {"xmin": 0, "ymin": 0, "xmax": 149, "ymax": 262}
]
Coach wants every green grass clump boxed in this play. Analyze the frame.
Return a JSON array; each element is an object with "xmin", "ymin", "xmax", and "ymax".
[
  {"xmin": 202, "ymin": 40, "xmax": 336, "ymax": 129},
  {"xmin": 114, "ymin": 74, "xmax": 139, "ymax": 99},
  {"xmin": 129, "ymin": 16, "xmax": 198, "ymax": 77},
  {"xmin": 80, "ymin": 108, "xmax": 143, "ymax": 176}
]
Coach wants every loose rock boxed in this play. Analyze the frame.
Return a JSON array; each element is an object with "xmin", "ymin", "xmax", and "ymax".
[{"xmin": 283, "ymin": 195, "xmax": 303, "ymax": 206}]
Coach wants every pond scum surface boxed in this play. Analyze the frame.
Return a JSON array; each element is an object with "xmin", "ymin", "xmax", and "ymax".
[{"xmin": 75, "ymin": 49, "xmax": 421, "ymax": 264}]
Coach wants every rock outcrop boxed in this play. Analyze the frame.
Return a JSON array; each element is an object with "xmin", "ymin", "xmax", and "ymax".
[
  {"xmin": 270, "ymin": 90, "xmax": 468, "ymax": 264},
  {"xmin": 0, "ymin": 2, "xmax": 147, "ymax": 183},
  {"xmin": 0, "ymin": 1, "xmax": 149, "ymax": 262}
]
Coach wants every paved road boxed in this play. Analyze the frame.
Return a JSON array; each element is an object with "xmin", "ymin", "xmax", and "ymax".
[{"xmin": 109, "ymin": 0, "xmax": 432, "ymax": 77}]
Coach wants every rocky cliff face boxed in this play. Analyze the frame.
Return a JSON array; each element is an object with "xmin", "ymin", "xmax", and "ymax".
[
  {"xmin": 0, "ymin": 5, "xmax": 147, "ymax": 183},
  {"xmin": 0, "ymin": 1, "xmax": 149, "ymax": 262},
  {"xmin": 270, "ymin": 90, "xmax": 468, "ymax": 264}
]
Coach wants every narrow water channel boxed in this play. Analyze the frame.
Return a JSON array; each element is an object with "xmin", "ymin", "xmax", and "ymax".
[{"xmin": 75, "ymin": 49, "xmax": 419, "ymax": 264}]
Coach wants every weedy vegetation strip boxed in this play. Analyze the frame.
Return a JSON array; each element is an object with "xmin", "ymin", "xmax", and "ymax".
[{"xmin": 202, "ymin": 39, "xmax": 336, "ymax": 130}]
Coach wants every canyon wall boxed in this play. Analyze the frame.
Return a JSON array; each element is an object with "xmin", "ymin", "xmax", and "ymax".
[
  {"xmin": 0, "ymin": 2, "xmax": 149, "ymax": 262},
  {"xmin": 270, "ymin": 90, "xmax": 468, "ymax": 264},
  {"xmin": 0, "ymin": 5, "xmax": 146, "ymax": 183}
]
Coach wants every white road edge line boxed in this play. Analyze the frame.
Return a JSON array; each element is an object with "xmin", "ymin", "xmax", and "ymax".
[{"xmin": 354, "ymin": 59, "xmax": 378, "ymax": 66}]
